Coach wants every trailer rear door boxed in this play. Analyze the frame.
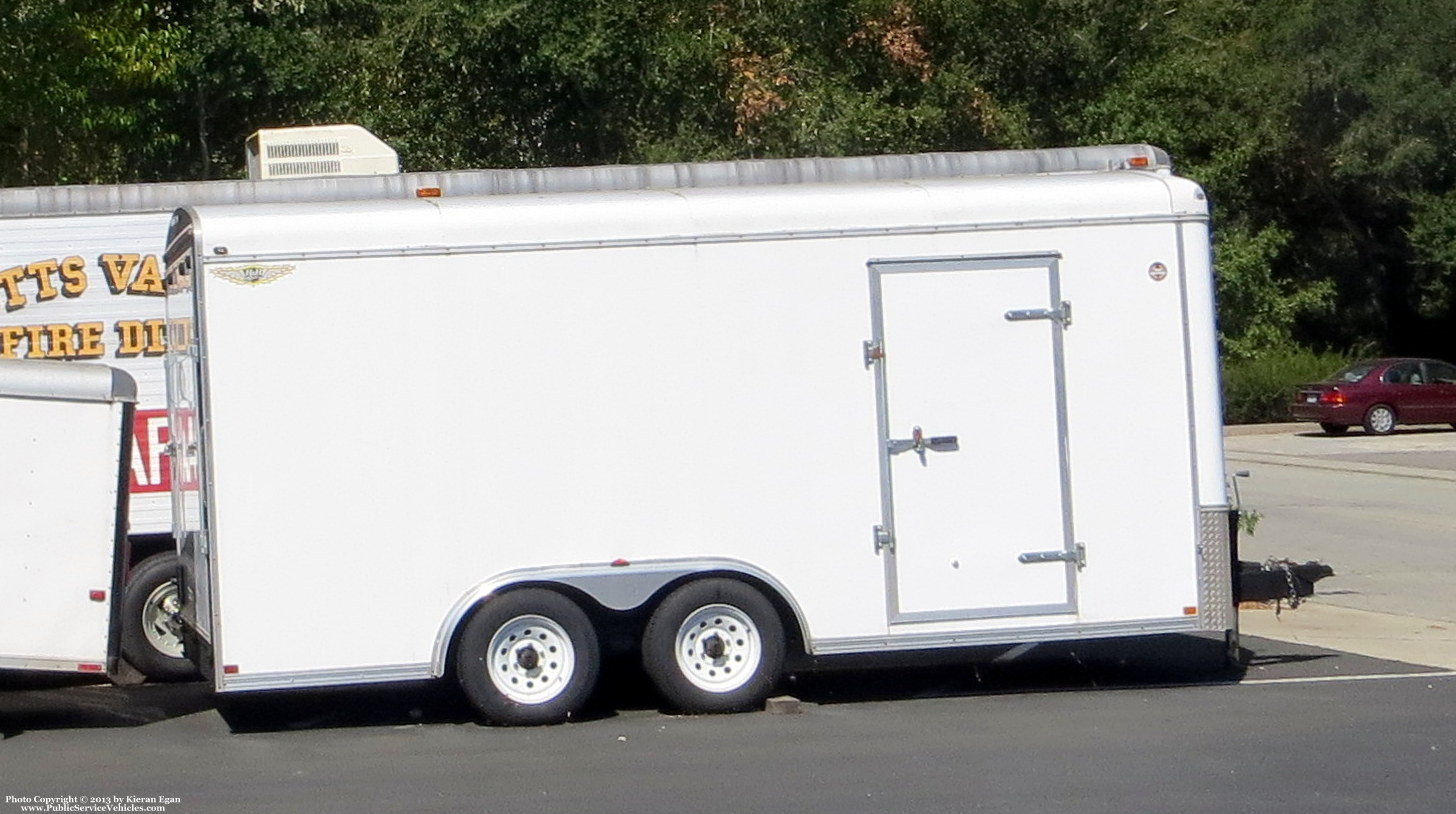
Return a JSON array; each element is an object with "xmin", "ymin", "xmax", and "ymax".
[
  {"xmin": 870, "ymin": 254, "xmax": 1078, "ymax": 624},
  {"xmin": 163, "ymin": 216, "xmax": 215, "ymax": 651}
]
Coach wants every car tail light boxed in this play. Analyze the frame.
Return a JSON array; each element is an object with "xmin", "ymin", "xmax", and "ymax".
[{"xmin": 1318, "ymin": 390, "xmax": 1347, "ymax": 405}]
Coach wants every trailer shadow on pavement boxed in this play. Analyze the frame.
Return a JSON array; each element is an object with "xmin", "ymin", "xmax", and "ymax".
[
  {"xmin": 0, "ymin": 674, "xmax": 213, "ymax": 737},
  {"xmin": 0, "ymin": 633, "xmax": 1443, "ymax": 737}
]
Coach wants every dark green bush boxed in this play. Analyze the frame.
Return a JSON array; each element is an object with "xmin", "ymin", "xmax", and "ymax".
[{"xmin": 1222, "ymin": 348, "xmax": 1352, "ymax": 425}]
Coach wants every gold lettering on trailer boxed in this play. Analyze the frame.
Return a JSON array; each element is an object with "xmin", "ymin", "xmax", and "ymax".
[
  {"xmin": 114, "ymin": 319, "xmax": 166, "ymax": 357},
  {"xmin": 24, "ymin": 260, "xmax": 61, "ymax": 302},
  {"xmin": 45, "ymin": 323, "xmax": 75, "ymax": 357},
  {"xmin": 0, "ymin": 325, "xmax": 23, "ymax": 357},
  {"xmin": 74, "ymin": 322, "xmax": 105, "ymax": 357},
  {"xmin": 98, "ymin": 253, "xmax": 165, "ymax": 296},
  {"xmin": 144, "ymin": 319, "xmax": 165, "ymax": 353},
  {"xmin": 0, "ymin": 266, "xmax": 25, "ymax": 310},
  {"xmin": 1, "ymin": 258, "xmax": 88, "ymax": 309},
  {"xmin": 23, "ymin": 325, "xmax": 46, "ymax": 359},
  {"xmin": 60, "ymin": 256, "xmax": 87, "ymax": 297},
  {"xmin": 115, "ymin": 320, "xmax": 146, "ymax": 356},
  {"xmin": 0, "ymin": 322, "xmax": 107, "ymax": 359},
  {"xmin": 100, "ymin": 254, "xmax": 139, "ymax": 294},
  {"xmin": 130, "ymin": 255, "xmax": 165, "ymax": 294}
]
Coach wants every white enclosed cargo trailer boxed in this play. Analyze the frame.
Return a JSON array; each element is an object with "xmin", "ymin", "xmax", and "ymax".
[
  {"xmin": 163, "ymin": 146, "xmax": 1236, "ymax": 725},
  {"xmin": 0, "ymin": 359, "xmax": 134, "ymax": 675},
  {"xmin": 0, "ymin": 134, "xmax": 1171, "ymax": 681}
]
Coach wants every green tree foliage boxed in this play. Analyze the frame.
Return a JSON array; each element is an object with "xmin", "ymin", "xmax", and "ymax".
[
  {"xmin": 1069, "ymin": 0, "xmax": 1456, "ymax": 362},
  {"xmin": 0, "ymin": 0, "xmax": 183, "ymax": 185},
  {"xmin": 2, "ymin": 0, "xmax": 1454, "ymax": 366},
  {"xmin": 1407, "ymin": 190, "xmax": 1456, "ymax": 323},
  {"xmin": 149, "ymin": 0, "xmax": 383, "ymax": 179},
  {"xmin": 1262, "ymin": 0, "xmax": 1456, "ymax": 358}
]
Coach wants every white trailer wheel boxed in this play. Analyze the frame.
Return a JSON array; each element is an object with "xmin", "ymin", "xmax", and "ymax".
[
  {"xmin": 487, "ymin": 614, "xmax": 578, "ymax": 704},
  {"xmin": 672, "ymin": 604, "xmax": 763, "ymax": 693},
  {"xmin": 455, "ymin": 589, "xmax": 600, "ymax": 726},
  {"xmin": 642, "ymin": 579, "xmax": 786, "ymax": 714}
]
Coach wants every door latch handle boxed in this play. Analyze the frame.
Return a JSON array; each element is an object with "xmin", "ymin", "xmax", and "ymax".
[
  {"xmin": 925, "ymin": 435, "xmax": 959, "ymax": 452},
  {"xmin": 887, "ymin": 426, "xmax": 959, "ymax": 464},
  {"xmin": 1005, "ymin": 300, "xmax": 1072, "ymax": 327}
]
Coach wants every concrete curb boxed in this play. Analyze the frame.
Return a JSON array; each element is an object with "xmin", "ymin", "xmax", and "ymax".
[
  {"xmin": 1223, "ymin": 422, "xmax": 1321, "ymax": 437},
  {"xmin": 1241, "ymin": 602, "xmax": 1456, "ymax": 670},
  {"xmin": 1224, "ymin": 450, "xmax": 1456, "ymax": 482}
]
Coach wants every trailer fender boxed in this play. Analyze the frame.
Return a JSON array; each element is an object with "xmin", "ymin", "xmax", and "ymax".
[{"xmin": 431, "ymin": 558, "xmax": 810, "ymax": 676}]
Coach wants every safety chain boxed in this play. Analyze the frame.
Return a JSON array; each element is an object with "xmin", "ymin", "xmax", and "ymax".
[{"xmin": 1263, "ymin": 558, "xmax": 1303, "ymax": 617}]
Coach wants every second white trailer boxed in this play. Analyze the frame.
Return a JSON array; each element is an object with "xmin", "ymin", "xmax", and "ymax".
[
  {"xmin": 0, "ymin": 359, "xmax": 135, "ymax": 674},
  {"xmin": 163, "ymin": 148, "xmax": 1233, "ymax": 724}
]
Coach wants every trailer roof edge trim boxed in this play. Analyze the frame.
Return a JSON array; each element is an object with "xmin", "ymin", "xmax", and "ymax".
[{"xmin": 0, "ymin": 145, "xmax": 1169, "ymax": 218}]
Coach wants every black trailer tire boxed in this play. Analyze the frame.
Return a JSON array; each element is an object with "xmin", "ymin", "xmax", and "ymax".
[
  {"xmin": 120, "ymin": 552, "xmax": 197, "ymax": 681},
  {"xmin": 1319, "ymin": 422, "xmax": 1348, "ymax": 436},
  {"xmin": 1363, "ymin": 404, "xmax": 1397, "ymax": 435},
  {"xmin": 455, "ymin": 589, "xmax": 600, "ymax": 726},
  {"xmin": 641, "ymin": 578, "xmax": 785, "ymax": 714}
]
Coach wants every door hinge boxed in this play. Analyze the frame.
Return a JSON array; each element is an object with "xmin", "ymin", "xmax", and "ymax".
[
  {"xmin": 1005, "ymin": 300, "xmax": 1072, "ymax": 327},
  {"xmin": 863, "ymin": 339, "xmax": 884, "ymax": 368},
  {"xmin": 1018, "ymin": 542, "xmax": 1086, "ymax": 570},
  {"xmin": 873, "ymin": 525, "xmax": 895, "ymax": 554}
]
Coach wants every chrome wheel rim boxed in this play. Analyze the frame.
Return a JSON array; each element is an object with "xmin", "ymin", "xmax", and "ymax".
[
  {"xmin": 673, "ymin": 603, "xmax": 761, "ymax": 694},
  {"xmin": 487, "ymin": 614, "xmax": 576, "ymax": 704},
  {"xmin": 1369, "ymin": 407, "xmax": 1395, "ymax": 433},
  {"xmin": 142, "ymin": 580, "xmax": 185, "ymax": 658}
]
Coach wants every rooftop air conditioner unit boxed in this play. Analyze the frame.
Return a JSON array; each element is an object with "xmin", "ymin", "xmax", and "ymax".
[{"xmin": 246, "ymin": 124, "xmax": 400, "ymax": 181}]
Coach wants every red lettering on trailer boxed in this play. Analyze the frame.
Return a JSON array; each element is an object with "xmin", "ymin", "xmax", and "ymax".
[{"xmin": 129, "ymin": 409, "xmax": 171, "ymax": 493}]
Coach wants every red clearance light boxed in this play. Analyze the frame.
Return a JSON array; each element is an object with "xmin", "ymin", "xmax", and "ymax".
[
  {"xmin": 223, "ymin": 664, "xmax": 240, "ymax": 675},
  {"xmin": 89, "ymin": 590, "xmax": 106, "ymax": 602},
  {"xmin": 610, "ymin": 558, "xmax": 631, "ymax": 568},
  {"xmin": 415, "ymin": 187, "xmax": 442, "ymax": 198},
  {"xmin": 78, "ymin": 663, "xmax": 105, "ymax": 672},
  {"xmin": 1127, "ymin": 156, "xmax": 1151, "ymax": 168}
]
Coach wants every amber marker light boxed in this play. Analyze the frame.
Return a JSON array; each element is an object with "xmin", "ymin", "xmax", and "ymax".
[
  {"xmin": 1183, "ymin": 606, "xmax": 1198, "ymax": 616},
  {"xmin": 415, "ymin": 187, "xmax": 442, "ymax": 198}
]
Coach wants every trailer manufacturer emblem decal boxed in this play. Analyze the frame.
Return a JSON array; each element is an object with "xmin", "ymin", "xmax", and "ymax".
[
  {"xmin": 1148, "ymin": 262, "xmax": 1168, "ymax": 281},
  {"xmin": 210, "ymin": 264, "xmax": 294, "ymax": 286}
]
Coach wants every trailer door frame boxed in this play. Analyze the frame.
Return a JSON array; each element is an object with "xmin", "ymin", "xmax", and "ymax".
[{"xmin": 868, "ymin": 253, "xmax": 1080, "ymax": 626}]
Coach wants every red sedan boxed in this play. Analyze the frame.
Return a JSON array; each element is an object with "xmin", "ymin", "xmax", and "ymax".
[{"xmin": 1290, "ymin": 357, "xmax": 1456, "ymax": 435}]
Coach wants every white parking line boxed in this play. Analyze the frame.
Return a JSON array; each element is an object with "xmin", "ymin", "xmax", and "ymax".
[{"xmin": 1238, "ymin": 670, "xmax": 1456, "ymax": 686}]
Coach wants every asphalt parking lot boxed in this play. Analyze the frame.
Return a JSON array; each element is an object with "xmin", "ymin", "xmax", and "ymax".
[{"xmin": 2, "ymin": 629, "xmax": 1452, "ymax": 814}]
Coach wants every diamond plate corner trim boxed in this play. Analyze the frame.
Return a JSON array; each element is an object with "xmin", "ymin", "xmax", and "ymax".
[{"xmin": 1196, "ymin": 508, "xmax": 1234, "ymax": 631}]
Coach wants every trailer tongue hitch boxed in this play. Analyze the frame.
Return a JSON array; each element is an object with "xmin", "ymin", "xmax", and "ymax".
[{"xmin": 1235, "ymin": 559, "xmax": 1335, "ymax": 610}]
